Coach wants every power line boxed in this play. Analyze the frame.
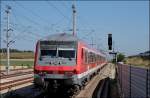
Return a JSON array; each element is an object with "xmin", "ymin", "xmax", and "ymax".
[
  {"xmin": 12, "ymin": 12, "xmax": 45, "ymax": 38},
  {"xmin": 11, "ymin": 2, "xmax": 51, "ymax": 32},
  {"xmin": 46, "ymin": 1, "xmax": 74, "ymax": 34},
  {"xmin": 10, "ymin": 26, "xmax": 38, "ymax": 42},
  {"xmin": 60, "ymin": 1, "xmax": 96, "ymax": 36},
  {"xmin": 13, "ymin": 28, "xmax": 33, "ymax": 39},
  {"xmin": 11, "ymin": 24, "xmax": 45, "ymax": 42},
  {"xmin": 13, "ymin": 1, "xmax": 51, "ymax": 26},
  {"xmin": 1, "ymin": 2, "xmax": 45, "ymax": 35},
  {"xmin": 60, "ymin": 1, "xmax": 70, "ymax": 11},
  {"xmin": 14, "ymin": 11, "xmax": 50, "ymax": 33},
  {"xmin": 5, "ymin": 13, "xmax": 42, "ymax": 42},
  {"xmin": 12, "ymin": 11, "xmax": 47, "ymax": 37},
  {"xmin": 77, "ymin": 15, "xmax": 107, "ymax": 51},
  {"xmin": 11, "ymin": 2, "xmax": 67, "ymax": 35},
  {"xmin": 46, "ymin": 1, "xmax": 71, "ymax": 22},
  {"xmin": 10, "ymin": 1, "xmax": 72, "ymax": 36}
]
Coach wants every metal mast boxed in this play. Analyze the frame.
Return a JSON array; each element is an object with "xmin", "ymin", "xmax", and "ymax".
[
  {"xmin": 72, "ymin": 1, "xmax": 76, "ymax": 36},
  {"xmin": 5, "ymin": 5, "xmax": 11, "ymax": 75}
]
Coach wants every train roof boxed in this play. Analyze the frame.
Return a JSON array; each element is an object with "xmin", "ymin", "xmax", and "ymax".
[
  {"xmin": 40, "ymin": 33, "xmax": 79, "ymax": 42},
  {"xmin": 39, "ymin": 33, "xmax": 106, "ymax": 57}
]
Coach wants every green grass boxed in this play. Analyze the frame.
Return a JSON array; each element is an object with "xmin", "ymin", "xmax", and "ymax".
[
  {"xmin": 0, "ymin": 52, "xmax": 34, "ymax": 59},
  {"xmin": 0, "ymin": 60, "xmax": 34, "ymax": 67}
]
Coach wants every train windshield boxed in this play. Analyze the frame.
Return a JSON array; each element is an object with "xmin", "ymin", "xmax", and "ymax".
[
  {"xmin": 41, "ymin": 50, "xmax": 56, "ymax": 57},
  {"xmin": 38, "ymin": 41, "xmax": 77, "ymax": 66},
  {"xmin": 58, "ymin": 50, "xmax": 75, "ymax": 58}
]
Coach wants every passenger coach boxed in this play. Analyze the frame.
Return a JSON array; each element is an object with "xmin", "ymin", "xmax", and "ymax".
[{"xmin": 34, "ymin": 33, "xmax": 107, "ymax": 91}]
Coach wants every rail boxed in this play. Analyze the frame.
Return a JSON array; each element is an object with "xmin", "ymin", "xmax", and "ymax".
[
  {"xmin": 0, "ymin": 68, "xmax": 32, "ymax": 72},
  {"xmin": 0, "ymin": 77, "xmax": 33, "ymax": 91},
  {"xmin": 0, "ymin": 71, "xmax": 33, "ymax": 79},
  {"xmin": 0, "ymin": 69, "xmax": 33, "ymax": 92}
]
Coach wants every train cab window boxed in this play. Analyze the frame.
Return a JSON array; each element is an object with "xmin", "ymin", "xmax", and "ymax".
[
  {"xmin": 41, "ymin": 50, "xmax": 56, "ymax": 57},
  {"xmin": 58, "ymin": 50, "xmax": 75, "ymax": 58}
]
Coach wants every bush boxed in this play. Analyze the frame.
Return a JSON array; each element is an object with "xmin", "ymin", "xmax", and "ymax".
[
  {"xmin": 111, "ymin": 53, "xmax": 125, "ymax": 63},
  {"xmin": 117, "ymin": 53, "xmax": 125, "ymax": 62}
]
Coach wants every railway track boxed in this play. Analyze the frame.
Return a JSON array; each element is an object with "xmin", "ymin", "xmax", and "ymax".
[
  {"xmin": 0, "ymin": 77, "xmax": 33, "ymax": 91},
  {"xmin": 0, "ymin": 68, "xmax": 33, "ymax": 76},
  {"xmin": 0, "ymin": 68, "xmax": 32, "ymax": 72},
  {"xmin": 0, "ymin": 69, "xmax": 34, "ymax": 93},
  {"xmin": 0, "ymin": 71, "xmax": 33, "ymax": 79}
]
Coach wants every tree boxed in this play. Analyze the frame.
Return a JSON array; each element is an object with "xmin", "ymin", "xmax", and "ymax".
[{"xmin": 117, "ymin": 53, "xmax": 125, "ymax": 62}]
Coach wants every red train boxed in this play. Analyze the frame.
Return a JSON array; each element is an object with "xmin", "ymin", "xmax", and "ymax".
[{"xmin": 34, "ymin": 33, "xmax": 107, "ymax": 91}]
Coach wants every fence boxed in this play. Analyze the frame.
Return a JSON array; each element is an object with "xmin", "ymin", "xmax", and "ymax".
[{"xmin": 117, "ymin": 63, "xmax": 150, "ymax": 98}]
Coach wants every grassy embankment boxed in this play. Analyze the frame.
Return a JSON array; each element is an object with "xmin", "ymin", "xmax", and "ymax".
[
  {"xmin": 0, "ymin": 52, "xmax": 34, "ymax": 68},
  {"xmin": 124, "ymin": 56, "xmax": 150, "ymax": 68},
  {"xmin": 0, "ymin": 52, "xmax": 34, "ymax": 59}
]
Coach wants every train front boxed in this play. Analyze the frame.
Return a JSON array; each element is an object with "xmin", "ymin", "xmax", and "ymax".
[{"xmin": 34, "ymin": 34, "xmax": 79, "ymax": 90}]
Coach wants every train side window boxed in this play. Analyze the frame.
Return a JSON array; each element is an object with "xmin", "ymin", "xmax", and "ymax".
[
  {"xmin": 100, "ymin": 56, "xmax": 102, "ymax": 62},
  {"xmin": 89, "ymin": 52, "xmax": 92, "ymax": 63},
  {"xmin": 87, "ymin": 52, "xmax": 90, "ymax": 63},
  {"xmin": 91, "ymin": 52, "xmax": 93, "ymax": 63},
  {"xmin": 96, "ymin": 54, "xmax": 98, "ymax": 62},
  {"xmin": 82, "ymin": 48, "xmax": 86, "ymax": 64},
  {"xmin": 98, "ymin": 55, "xmax": 100, "ymax": 61},
  {"xmin": 85, "ymin": 50, "xmax": 88, "ymax": 64},
  {"xmin": 94, "ymin": 53, "xmax": 95, "ymax": 62},
  {"xmin": 82, "ymin": 48, "xmax": 88, "ymax": 64},
  {"xmin": 81, "ymin": 48, "xmax": 84, "ymax": 59},
  {"xmin": 94, "ymin": 53, "xmax": 96, "ymax": 62}
]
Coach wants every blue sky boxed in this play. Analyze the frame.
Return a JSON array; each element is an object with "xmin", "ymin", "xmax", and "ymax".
[{"xmin": 0, "ymin": 1, "xmax": 149, "ymax": 56}]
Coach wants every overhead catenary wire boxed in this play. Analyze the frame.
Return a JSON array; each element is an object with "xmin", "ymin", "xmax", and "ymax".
[
  {"xmin": 3, "ymin": 8, "xmax": 42, "ymax": 41},
  {"xmin": 59, "ymin": 1, "xmax": 96, "ymax": 37},
  {"xmin": 10, "ymin": 2, "xmax": 51, "ymax": 32},
  {"xmin": 10, "ymin": 26, "xmax": 38, "ymax": 42},
  {"xmin": 12, "ymin": 12, "xmax": 46, "ymax": 38},
  {"xmin": 6, "ymin": 12, "xmax": 43, "ymax": 42},
  {"xmin": 77, "ymin": 15, "xmax": 107, "ymax": 51},
  {"xmin": 13, "ymin": 1, "xmax": 51, "ymax": 26},
  {"xmin": 11, "ymin": 1, "xmax": 69, "ymax": 35},
  {"xmin": 12, "ymin": 10, "xmax": 48, "ymax": 37},
  {"xmin": 12, "ymin": 27, "xmax": 39, "ymax": 40},
  {"xmin": 10, "ymin": 1, "xmax": 73, "ymax": 35},
  {"xmin": 46, "ymin": 1, "xmax": 72, "ymax": 23},
  {"xmin": 60, "ymin": 1, "xmax": 70, "ymax": 10},
  {"xmin": 45, "ymin": 1, "xmax": 73, "ymax": 33}
]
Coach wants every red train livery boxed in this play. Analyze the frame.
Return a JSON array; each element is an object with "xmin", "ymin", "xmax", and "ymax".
[{"xmin": 34, "ymin": 33, "xmax": 107, "ymax": 90}]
